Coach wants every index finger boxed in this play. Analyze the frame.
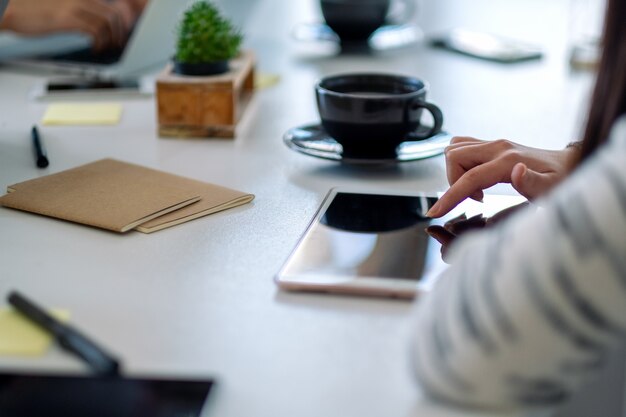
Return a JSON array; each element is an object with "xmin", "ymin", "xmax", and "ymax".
[
  {"xmin": 449, "ymin": 136, "xmax": 482, "ymax": 146},
  {"xmin": 427, "ymin": 159, "xmax": 510, "ymax": 218}
]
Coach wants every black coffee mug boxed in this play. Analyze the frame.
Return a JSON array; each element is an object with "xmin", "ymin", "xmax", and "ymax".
[
  {"xmin": 320, "ymin": 0, "xmax": 416, "ymax": 43},
  {"xmin": 320, "ymin": 0, "xmax": 390, "ymax": 42},
  {"xmin": 320, "ymin": 0, "xmax": 391, "ymax": 42},
  {"xmin": 315, "ymin": 73, "xmax": 444, "ymax": 158}
]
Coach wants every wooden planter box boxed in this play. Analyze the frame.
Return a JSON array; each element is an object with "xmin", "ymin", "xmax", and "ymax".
[{"xmin": 156, "ymin": 50, "xmax": 255, "ymax": 138}]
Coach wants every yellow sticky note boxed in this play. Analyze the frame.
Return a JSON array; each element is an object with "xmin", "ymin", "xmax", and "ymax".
[
  {"xmin": 255, "ymin": 73, "xmax": 280, "ymax": 89},
  {"xmin": 0, "ymin": 308, "xmax": 70, "ymax": 356},
  {"xmin": 42, "ymin": 103, "xmax": 122, "ymax": 125}
]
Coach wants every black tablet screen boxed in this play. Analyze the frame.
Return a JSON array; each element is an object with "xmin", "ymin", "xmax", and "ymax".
[
  {"xmin": 282, "ymin": 192, "xmax": 445, "ymax": 283},
  {"xmin": 280, "ymin": 191, "xmax": 526, "ymax": 285},
  {"xmin": 0, "ymin": 373, "xmax": 215, "ymax": 417}
]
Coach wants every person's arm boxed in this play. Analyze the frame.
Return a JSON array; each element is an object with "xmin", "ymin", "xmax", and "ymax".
[
  {"xmin": 0, "ymin": 0, "xmax": 136, "ymax": 51},
  {"xmin": 122, "ymin": 0, "xmax": 148, "ymax": 16},
  {"xmin": 0, "ymin": 0, "xmax": 7, "ymax": 23},
  {"xmin": 426, "ymin": 137, "xmax": 581, "ymax": 218},
  {"xmin": 410, "ymin": 117, "xmax": 626, "ymax": 409}
]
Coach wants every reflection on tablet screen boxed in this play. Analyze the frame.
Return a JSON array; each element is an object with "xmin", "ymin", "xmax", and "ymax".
[
  {"xmin": 287, "ymin": 192, "xmax": 442, "ymax": 283},
  {"xmin": 277, "ymin": 190, "xmax": 527, "ymax": 296}
]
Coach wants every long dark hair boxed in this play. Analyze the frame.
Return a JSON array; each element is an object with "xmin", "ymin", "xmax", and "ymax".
[{"xmin": 579, "ymin": 0, "xmax": 626, "ymax": 162}]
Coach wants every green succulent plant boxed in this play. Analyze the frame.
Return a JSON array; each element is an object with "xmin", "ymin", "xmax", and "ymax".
[{"xmin": 175, "ymin": 1, "xmax": 243, "ymax": 64}]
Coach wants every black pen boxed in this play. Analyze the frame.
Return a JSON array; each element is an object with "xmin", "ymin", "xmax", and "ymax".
[
  {"xmin": 31, "ymin": 125, "xmax": 49, "ymax": 168},
  {"xmin": 8, "ymin": 291, "xmax": 121, "ymax": 376}
]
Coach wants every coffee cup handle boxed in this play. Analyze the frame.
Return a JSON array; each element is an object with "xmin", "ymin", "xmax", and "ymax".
[{"xmin": 405, "ymin": 99, "xmax": 444, "ymax": 141}]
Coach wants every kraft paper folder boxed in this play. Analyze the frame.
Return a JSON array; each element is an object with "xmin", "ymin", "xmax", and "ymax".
[{"xmin": 0, "ymin": 159, "xmax": 254, "ymax": 233}]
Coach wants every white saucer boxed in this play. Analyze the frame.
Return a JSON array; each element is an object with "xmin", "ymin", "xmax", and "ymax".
[
  {"xmin": 283, "ymin": 123, "xmax": 451, "ymax": 165},
  {"xmin": 291, "ymin": 23, "xmax": 423, "ymax": 51}
]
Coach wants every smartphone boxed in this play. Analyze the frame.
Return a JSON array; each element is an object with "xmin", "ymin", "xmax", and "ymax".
[
  {"xmin": 0, "ymin": 372, "xmax": 216, "ymax": 417},
  {"xmin": 430, "ymin": 28, "xmax": 543, "ymax": 63},
  {"xmin": 275, "ymin": 188, "xmax": 525, "ymax": 299},
  {"xmin": 30, "ymin": 78, "xmax": 153, "ymax": 99},
  {"xmin": 46, "ymin": 79, "xmax": 141, "ymax": 92}
]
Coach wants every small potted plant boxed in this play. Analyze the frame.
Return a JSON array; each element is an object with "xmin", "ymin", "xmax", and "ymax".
[{"xmin": 174, "ymin": 1, "xmax": 243, "ymax": 76}]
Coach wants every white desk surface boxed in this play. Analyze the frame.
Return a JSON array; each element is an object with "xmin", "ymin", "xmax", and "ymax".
[{"xmin": 0, "ymin": 0, "xmax": 593, "ymax": 416}]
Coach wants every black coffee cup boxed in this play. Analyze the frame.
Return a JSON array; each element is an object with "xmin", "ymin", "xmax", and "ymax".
[
  {"xmin": 315, "ymin": 73, "xmax": 444, "ymax": 158},
  {"xmin": 320, "ymin": 0, "xmax": 390, "ymax": 42}
]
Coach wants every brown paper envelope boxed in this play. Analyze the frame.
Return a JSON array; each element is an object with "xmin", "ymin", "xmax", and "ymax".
[
  {"xmin": 135, "ymin": 178, "xmax": 254, "ymax": 233},
  {"xmin": 1, "ymin": 159, "xmax": 201, "ymax": 233}
]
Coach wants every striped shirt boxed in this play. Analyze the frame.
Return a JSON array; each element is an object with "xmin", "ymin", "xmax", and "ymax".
[{"xmin": 410, "ymin": 116, "xmax": 626, "ymax": 410}]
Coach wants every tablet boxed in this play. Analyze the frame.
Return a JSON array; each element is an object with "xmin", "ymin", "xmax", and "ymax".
[
  {"xmin": 275, "ymin": 188, "xmax": 525, "ymax": 298},
  {"xmin": 0, "ymin": 372, "xmax": 215, "ymax": 417}
]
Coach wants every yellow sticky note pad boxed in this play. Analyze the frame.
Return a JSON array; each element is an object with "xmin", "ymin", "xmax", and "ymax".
[
  {"xmin": 255, "ymin": 73, "xmax": 280, "ymax": 89},
  {"xmin": 0, "ymin": 308, "xmax": 70, "ymax": 356},
  {"xmin": 42, "ymin": 103, "xmax": 122, "ymax": 125}
]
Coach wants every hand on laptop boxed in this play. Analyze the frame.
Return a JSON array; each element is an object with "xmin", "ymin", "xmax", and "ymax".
[{"xmin": 0, "ymin": 0, "xmax": 144, "ymax": 51}]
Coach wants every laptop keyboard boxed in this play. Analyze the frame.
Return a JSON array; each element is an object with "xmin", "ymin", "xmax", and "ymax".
[{"xmin": 49, "ymin": 47, "xmax": 124, "ymax": 65}]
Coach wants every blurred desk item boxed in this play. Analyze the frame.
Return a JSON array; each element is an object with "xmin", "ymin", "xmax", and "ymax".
[
  {"xmin": 0, "ymin": 372, "xmax": 215, "ymax": 417},
  {"xmin": 0, "ymin": 308, "xmax": 70, "ymax": 356},
  {"xmin": 567, "ymin": 0, "xmax": 606, "ymax": 70},
  {"xmin": 292, "ymin": 22, "xmax": 422, "ymax": 52},
  {"xmin": 156, "ymin": 51, "xmax": 255, "ymax": 139},
  {"xmin": 42, "ymin": 103, "xmax": 123, "ymax": 126},
  {"xmin": 254, "ymin": 73, "xmax": 281, "ymax": 89},
  {"xmin": 430, "ymin": 29, "xmax": 543, "ymax": 63}
]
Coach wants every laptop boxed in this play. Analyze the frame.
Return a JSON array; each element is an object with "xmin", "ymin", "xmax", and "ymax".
[{"xmin": 0, "ymin": 0, "xmax": 187, "ymax": 79}]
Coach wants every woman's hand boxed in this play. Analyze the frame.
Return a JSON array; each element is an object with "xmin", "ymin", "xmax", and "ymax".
[
  {"xmin": 426, "ymin": 137, "xmax": 580, "ymax": 218},
  {"xmin": 426, "ymin": 202, "xmax": 531, "ymax": 262},
  {"xmin": 0, "ymin": 0, "xmax": 137, "ymax": 51}
]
